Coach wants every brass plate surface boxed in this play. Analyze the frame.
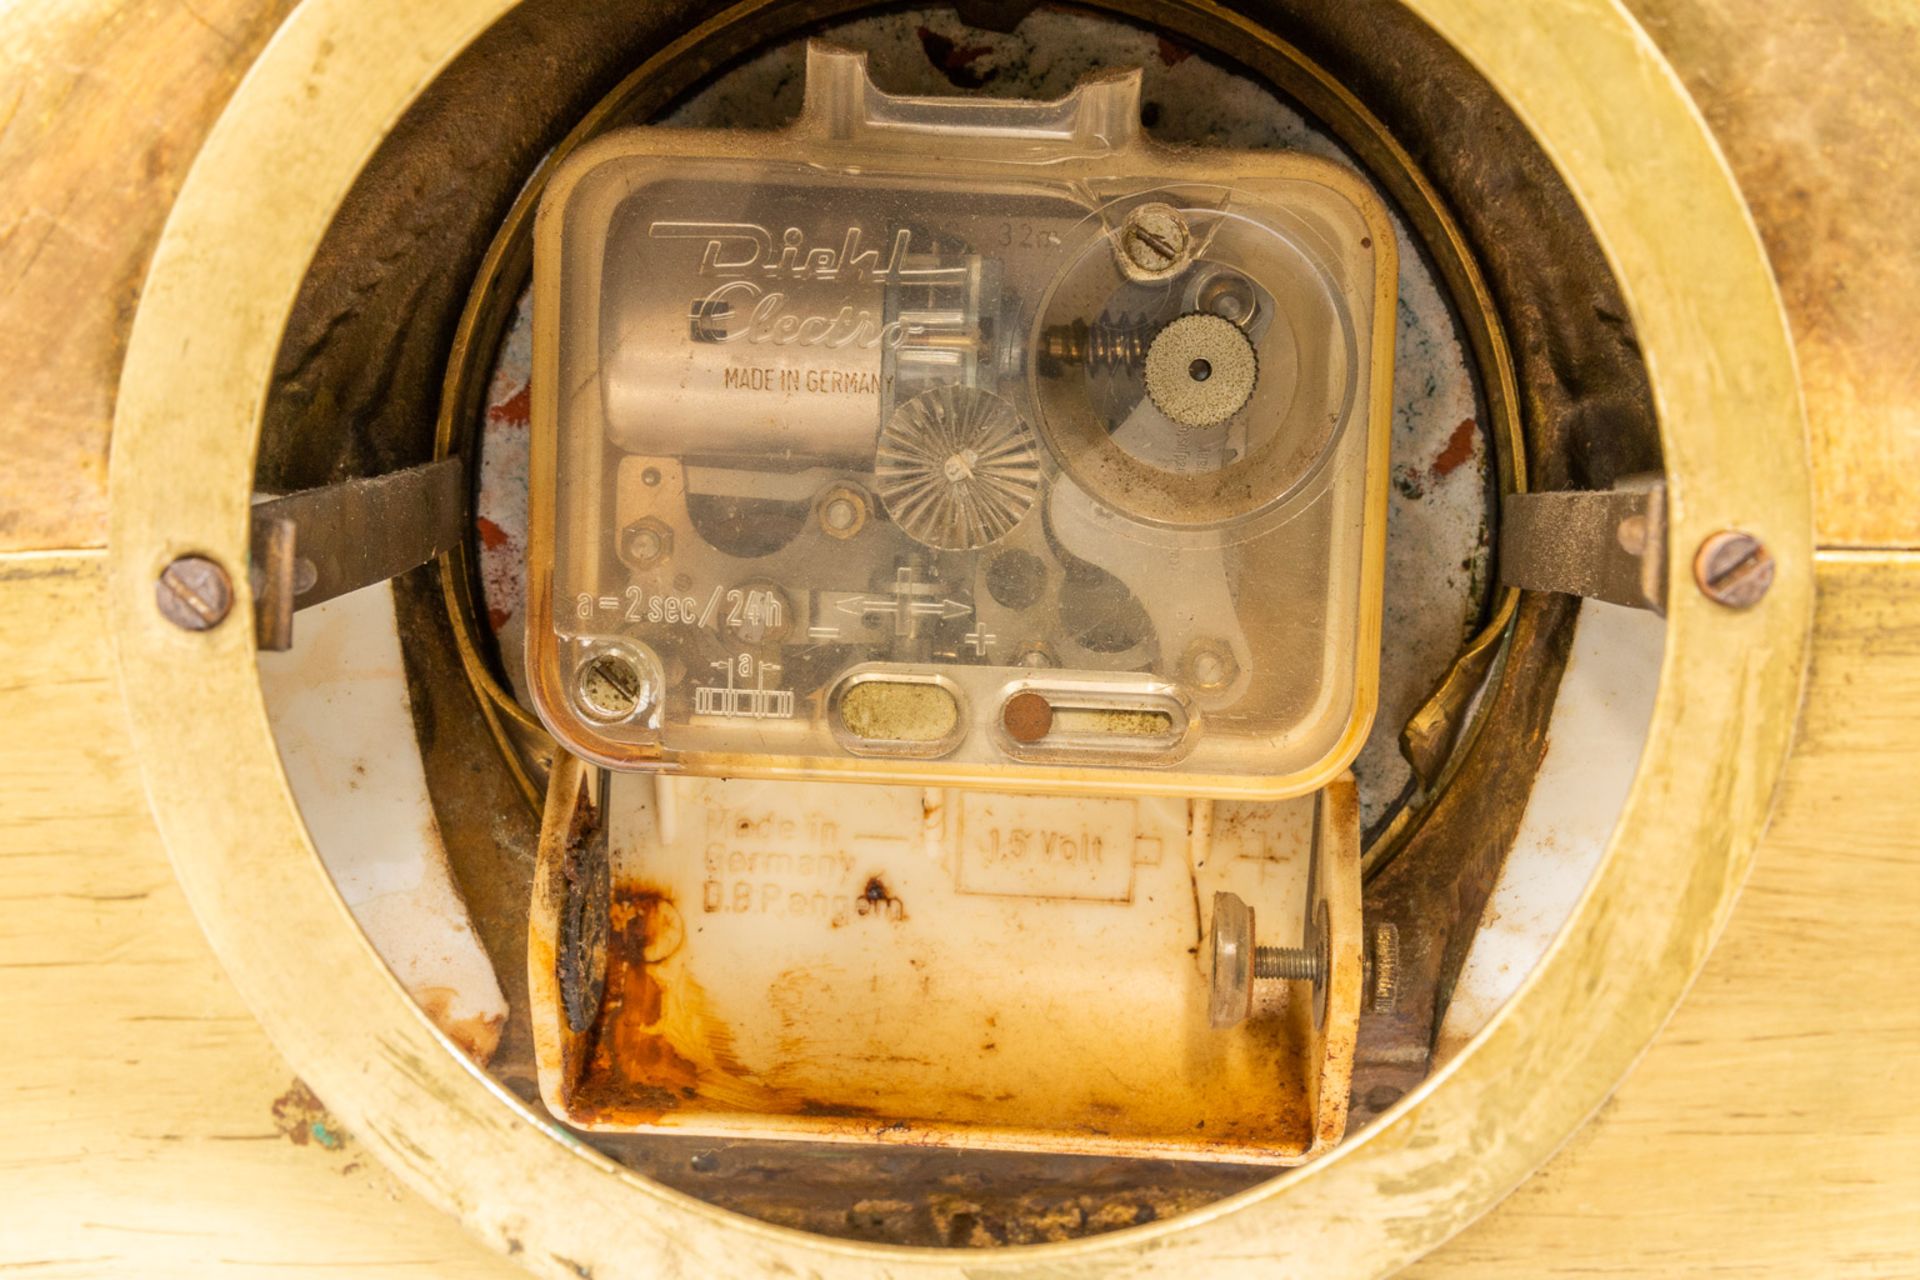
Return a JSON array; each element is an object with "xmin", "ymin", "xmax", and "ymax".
[
  {"xmin": 0, "ymin": 0, "xmax": 298, "ymax": 552},
  {"xmin": 97, "ymin": 4, "xmax": 1810, "ymax": 1280},
  {"xmin": 1618, "ymin": 0, "xmax": 1920, "ymax": 550}
]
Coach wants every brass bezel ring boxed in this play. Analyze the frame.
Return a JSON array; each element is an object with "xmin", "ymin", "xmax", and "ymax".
[{"xmin": 107, "ymin": 2, "xmax": 1811, "ymax": 1277}]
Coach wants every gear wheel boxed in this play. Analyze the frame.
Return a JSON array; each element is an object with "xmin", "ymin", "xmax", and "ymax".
[
  {"xmin": 875, "ymin": 385, "xmax": 1041, "ymax": 550},
  {"xmin": 1144, "ymin": 311, "xmax": 1260, "ymax": 428}
]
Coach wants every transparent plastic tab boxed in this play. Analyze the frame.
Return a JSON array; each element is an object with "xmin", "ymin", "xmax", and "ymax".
[
  {"xmin": 799, "ymin": 44, "xmax": 1143, "ymax": 151},
  {"xmin": 526, "ymin": 42, "xmax": 1396, "ymax": 799}
]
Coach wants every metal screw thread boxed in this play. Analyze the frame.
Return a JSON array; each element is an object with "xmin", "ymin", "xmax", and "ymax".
[
  {"xmin": 1365, "ymin": 921, "xmax": 1401, "ymax": 1014},
  {"xmin": 1037, "ymin": 318, "xmax": 1155, "ymax": 373},
  {"xmin": 1253, "ymin": 946, "xmax": 1324, "ymax": 983}
]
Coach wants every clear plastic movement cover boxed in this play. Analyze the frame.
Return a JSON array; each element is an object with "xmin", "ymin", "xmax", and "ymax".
[{"xmin": 526, "ymin": 43, "xmax": 1396, "ymax": 798}]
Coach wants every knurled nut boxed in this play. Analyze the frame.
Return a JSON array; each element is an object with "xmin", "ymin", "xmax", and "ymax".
[{"xmin": 1144, "ymin": 311, "xmax": 1260, "ymax": 428}]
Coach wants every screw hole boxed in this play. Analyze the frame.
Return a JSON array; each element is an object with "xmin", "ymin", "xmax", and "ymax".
[{"xmin": 1188, "ymin": 358, "xmax": 1212, "ymax": 382}]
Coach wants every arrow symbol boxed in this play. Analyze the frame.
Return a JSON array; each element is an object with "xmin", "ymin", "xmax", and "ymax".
[{"xmin": 834, "ymin": 594, "xmax": 894, "ymax": 618}]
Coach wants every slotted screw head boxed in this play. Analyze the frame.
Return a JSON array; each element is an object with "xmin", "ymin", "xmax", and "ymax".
[
  {"xmin": 155, "ymin": 555, "xmax": 233, "ymax": 631},
  {"xmin": 1120, "ymin": 204, "xmax": 1191, "ymax": 275},
  {"xmin": 1693, "ymin": 530, "xmax": 1774, "ymax": 609},
  {"xmin": 574, "ymin": 649, "xmax": 652, "ymax": 723}
]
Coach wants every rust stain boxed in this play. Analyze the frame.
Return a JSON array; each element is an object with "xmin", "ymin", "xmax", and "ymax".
[
  {"xmin": 476, "ymin": 515, "xmax": 517, "ymax": 632},
  {"xmin": 411, "ymin": 984, "xmax": 504, "ymax": 1064},
  {"xmin": 488, "ymin": 381, "xmax": 530, "ymax": 424},
  {"xmin": 474, "ymin": 515, "xmax": 511, "ymax": 550},
  {"xmin": 571, "ymin": 883, "xmax": 772, "ymax": 1124},
  {"xmin": 557, "ymin": 871, "xmax": 1323, "ymax": 1160},
  {"xmin": 1431, "ymin": 416, "xmax": 1479, "ymax": 478},
  {"xmin": 915, "ymin": 26, "xmax": 995, "ymax": 89},
  {"xmin": 1156, "ymin": 35, "xmax": 1193, "ymax": 66},
  {"xmin": 1213, "ymin": 802, "xmax": 1259, "ymax": 840},
  {"xmin": 858, "ymin": 874, "xmax": 906, "ymax": 921},
  {"xmin": 576, "ymin": 889, "xmax": 697, "ymax": 1120},
  {"xmin": 618, "ymin": 963, "xmax": 666, "ymax": 1028}
]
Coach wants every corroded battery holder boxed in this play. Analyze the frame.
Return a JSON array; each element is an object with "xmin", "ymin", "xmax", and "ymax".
[{"xmin": 529, "ymin": 761, "xmax": 1361, "ymax": 1164}]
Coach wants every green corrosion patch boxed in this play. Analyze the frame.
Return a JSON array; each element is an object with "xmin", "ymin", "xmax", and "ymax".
[
  {"xmin": 271, "ymin": 1079, "xmax": 348, "ymax": 1152},
  {"xmin": 839, "ymin": 681, "xmax": 959, "ymax": 743}
]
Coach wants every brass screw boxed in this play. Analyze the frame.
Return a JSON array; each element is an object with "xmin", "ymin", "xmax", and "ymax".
[
  {"xmin": 1119, "ymin": 204, "xmax": 1191, "ymax": 276},
  {"xmin": 574, "ymin": 649, "xmax": 650, "ymax": 723},
  {"xmin": 1693, "ymin": 530, "xmax": 1774, "ymax": 608},
  {"xmin": 155, "ymin": 555, "xmax": 233, "ymax": 631}
]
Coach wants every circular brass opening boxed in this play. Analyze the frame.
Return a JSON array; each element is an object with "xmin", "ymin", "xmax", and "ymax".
[
  {"xmin": 414, "ymin": 2, "xmax": 1539, "ymax": 1229},
  {"xmin": 107, "ymin": 0, "xmax": 1810, "ymax": 1274}
]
